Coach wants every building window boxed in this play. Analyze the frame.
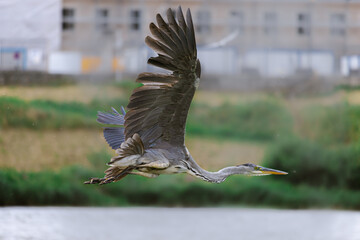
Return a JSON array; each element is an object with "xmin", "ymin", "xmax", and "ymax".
[
  {"xmin": 130, "ymin": 10, "xmax": 141, "ymax": 31},
  {"xmin": 330, "ymin": 13, "xmax": 346, "ymax": 36},
  {"xmin": 62, "ymin": 8, "xmax": 75, "ymax": 31},
  {"xmin": 263, "ymin": 12, "xmax": 277, "ymax": 35},
  {"xmin": 229, "ymin": 11, "xmax": 244, "ymax": 34},
  {"xmin": 297, "ymin": 13, "xmax": 311, "ymax": 36},
  {"xmin": 95, "ymin": 8, "xmax": 109, "ymax": 30},
  {"xmin": 197, "ymin": 10, "xmax": 211, "ymax": 34}
]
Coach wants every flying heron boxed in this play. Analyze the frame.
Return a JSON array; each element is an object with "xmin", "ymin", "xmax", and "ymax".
[{"xmin": 85, "ymin": 7, "xmax": 287, "ymax": 185}]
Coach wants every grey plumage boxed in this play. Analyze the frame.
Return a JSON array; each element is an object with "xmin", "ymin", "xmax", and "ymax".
[
  {"xmin": 103, "ymin": 127, "xmax": 125, "ymax": 150},
  {"xmin": 97, "ymin": 107, "xmax": 125, "ymax": 125},
  {"xmin": 97, "ymin": 107, "xmax": 125, "ymax": 150},
  {"xmin": 85, "ymin": 7, "xmax": 287, "ymax": 185}
]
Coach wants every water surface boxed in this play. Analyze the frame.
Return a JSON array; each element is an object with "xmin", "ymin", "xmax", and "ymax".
[{"xmin": 0, "ymin": 207, "xmax": 359, "ymax": 240}]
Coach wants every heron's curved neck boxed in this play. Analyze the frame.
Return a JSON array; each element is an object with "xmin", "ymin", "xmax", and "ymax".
[{"xmin": 185, "ymin": 155, "xmax": 247, "ymax": 183}]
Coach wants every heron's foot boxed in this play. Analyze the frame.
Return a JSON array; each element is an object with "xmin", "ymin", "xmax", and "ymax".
[
  {"xmin": 84, "ymin": 177, "xmax": 103, "ymax": 184},
  {"xmin": 84, "ymin": 177, "xmax": 116, "ymax": 185}
]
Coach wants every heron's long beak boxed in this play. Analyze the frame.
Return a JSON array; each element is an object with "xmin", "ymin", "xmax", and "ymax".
[{"xmin": 259, "ymin": 166, "xmax": 288, "ymax": 175}]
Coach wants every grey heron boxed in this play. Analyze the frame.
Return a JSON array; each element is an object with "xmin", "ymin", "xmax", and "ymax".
[{"xmin": 85, "ymin": 7, "xmax": 287, "ymax": 185}]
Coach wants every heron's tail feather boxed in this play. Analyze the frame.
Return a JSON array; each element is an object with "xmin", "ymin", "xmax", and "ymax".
[
  {"xmin": 97, "ymin": 107, "xmax": 126, "ymax": 150},
  {"xmin": 108, "ymin": 133, "xmax": 144, "ymax": 165},
  {"xmin": 84, "ymin": 166, "xmax": 135, "ymax": 185}
]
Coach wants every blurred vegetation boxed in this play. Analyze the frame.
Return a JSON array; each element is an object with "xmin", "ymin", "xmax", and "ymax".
[
  {"xmin": 112, "ymin": 79, "xmax": 142, "ymax": 95},
  {"xmin": 0, "ymin": 71, "xmax": 75, "ymax": 86},
  {"xmin": 264, "ymin": 137, "xmax": 360, "ymax": 190},
  {"xmin": 0, "ymin": 96, "xmax": 128, "ymax": 129},
  {"xmin": 299, "ymin": 103, "xmax": 360, "ymax": 145},
  {"xmin": 1, "ymin": 82, "xmax": 360, "ymax": 209},
  {"xmin": 1, "ymin": 150, "xmax": 360, "ymax": 209},
  {"xmin": 0, "ymin": 96, "xmax": 97, "ymax": 129},
  {"xmin": 188, "ymin": 100, "xmax": 292, "ymax": 140},
  {"xmin": 335, "ymin": 84, "xmax": 360, "ymax": 91},
  {"xmin": 0, "ymin": 96, "xmax": 292, "ymax": 141}
]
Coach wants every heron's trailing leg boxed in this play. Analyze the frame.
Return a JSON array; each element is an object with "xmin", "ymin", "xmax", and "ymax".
[
  {"xmin": 130, "ymin": 171, "xmax": 159, "ymax": 178},
  {"xmin": 85, "ymin": 167, "xmax": 159, "ymax": 184},
  {"xmin": 85, "ymin": 133, "xmax": 146, "ymax": 184},
  {"xmin": 84, "ymin": 177, "xmax": 103, "ymax": 184},
  {"xmin": 139, "ymin": 161, "xmax": 169, "ymax": 169},
  {"xmin": 84, "ymin": 166, "xmax": 134, "ymax": 185},
  {"xmin": 84, "ymin": 177, "xmax": 116, "ymax": 185}
]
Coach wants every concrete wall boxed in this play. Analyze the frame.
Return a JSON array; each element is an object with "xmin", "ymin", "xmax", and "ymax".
[
  {"xmin": 58, "ymin": 0, "xmax": 360, "ymax": 83},
  {"xmin": 0, "ymin": 0, "xmax": 61, "ymax": 71}
]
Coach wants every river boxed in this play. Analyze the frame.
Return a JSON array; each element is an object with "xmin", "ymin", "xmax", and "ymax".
[{"xmin": 0, "ymin": 207, "xmax": 359, "ymax": 240}]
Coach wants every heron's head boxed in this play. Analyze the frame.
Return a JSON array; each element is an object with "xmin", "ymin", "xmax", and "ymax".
[{"xmin": 239, "ymin": 163, "xmax": 288, "ymax": 176}]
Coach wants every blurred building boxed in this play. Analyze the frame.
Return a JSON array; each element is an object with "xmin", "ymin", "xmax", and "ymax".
[
  {"xmin": 2, "ymin": 0, "xmax": 360, "ymax": 83},
  {"xmin": 0, "ymin": 0, "xmax": 61, "ymax": 72}
]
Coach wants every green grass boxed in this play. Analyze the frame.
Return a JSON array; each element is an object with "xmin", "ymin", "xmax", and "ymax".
[
  {"xmin": 3, "ymin": 94, "xmax": 360, "ymax": 145},
  {"xmin": 187, "ymin": 100, "xmax": 293, "ymax": 141},
  {"xmin": 299, "ymin": 103, "xmax": 360, "ymax": 145},
  {"xmin": 2, "ymin": 91, "xmax": 360, "ymax": 209},
  {"xmin": 1, "ymin": 161, "xmax": 360, "ymax": 209},
  {"xmin": 112, "ymin": 80, "xmax": 142, "ymax": 94},
  {"xmin": 263, "ymin": 137, "xmax": 360, "ymax": 190},
  {"xmin": 0, "ymin": 97, "xmax": 97, "ymax": 129},
  {"xmin": 0, "ymin": 96, "xmax": 129, "ymax": 129},
  {"xmin": 335, "ymin": 84, "xmax": 360, "ymax": 91},
  {"xmin": 1, "ymin": 149, "xmax": 359, "ymax": 209},
  {"xmin": 0, "ymin": 96, "xmax": 292, "ymax": 141}
]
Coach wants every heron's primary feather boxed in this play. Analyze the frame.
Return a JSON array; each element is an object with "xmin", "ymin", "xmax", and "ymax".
[
  {"xmin": 124, "ymin": 7, "xmax": 201, "ymax": 148},
  {"xmin": 97, "ymin": 108, "xmax": 124, "ymax": 125}
]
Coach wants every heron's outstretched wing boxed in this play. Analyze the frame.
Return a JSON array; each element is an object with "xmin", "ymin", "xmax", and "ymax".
[
  {"xmin": 97, "ymin": 107, "xmax": 126, "ymax": 150},
  {"xmin": 124, "ymin": 7, "xmax": 201, "ymax": 148}
]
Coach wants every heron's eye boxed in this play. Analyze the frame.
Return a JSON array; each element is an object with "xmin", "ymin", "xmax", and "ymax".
[{"xmin": 254, "ymin": 166, "xmax": 260, "ymax": 170}]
